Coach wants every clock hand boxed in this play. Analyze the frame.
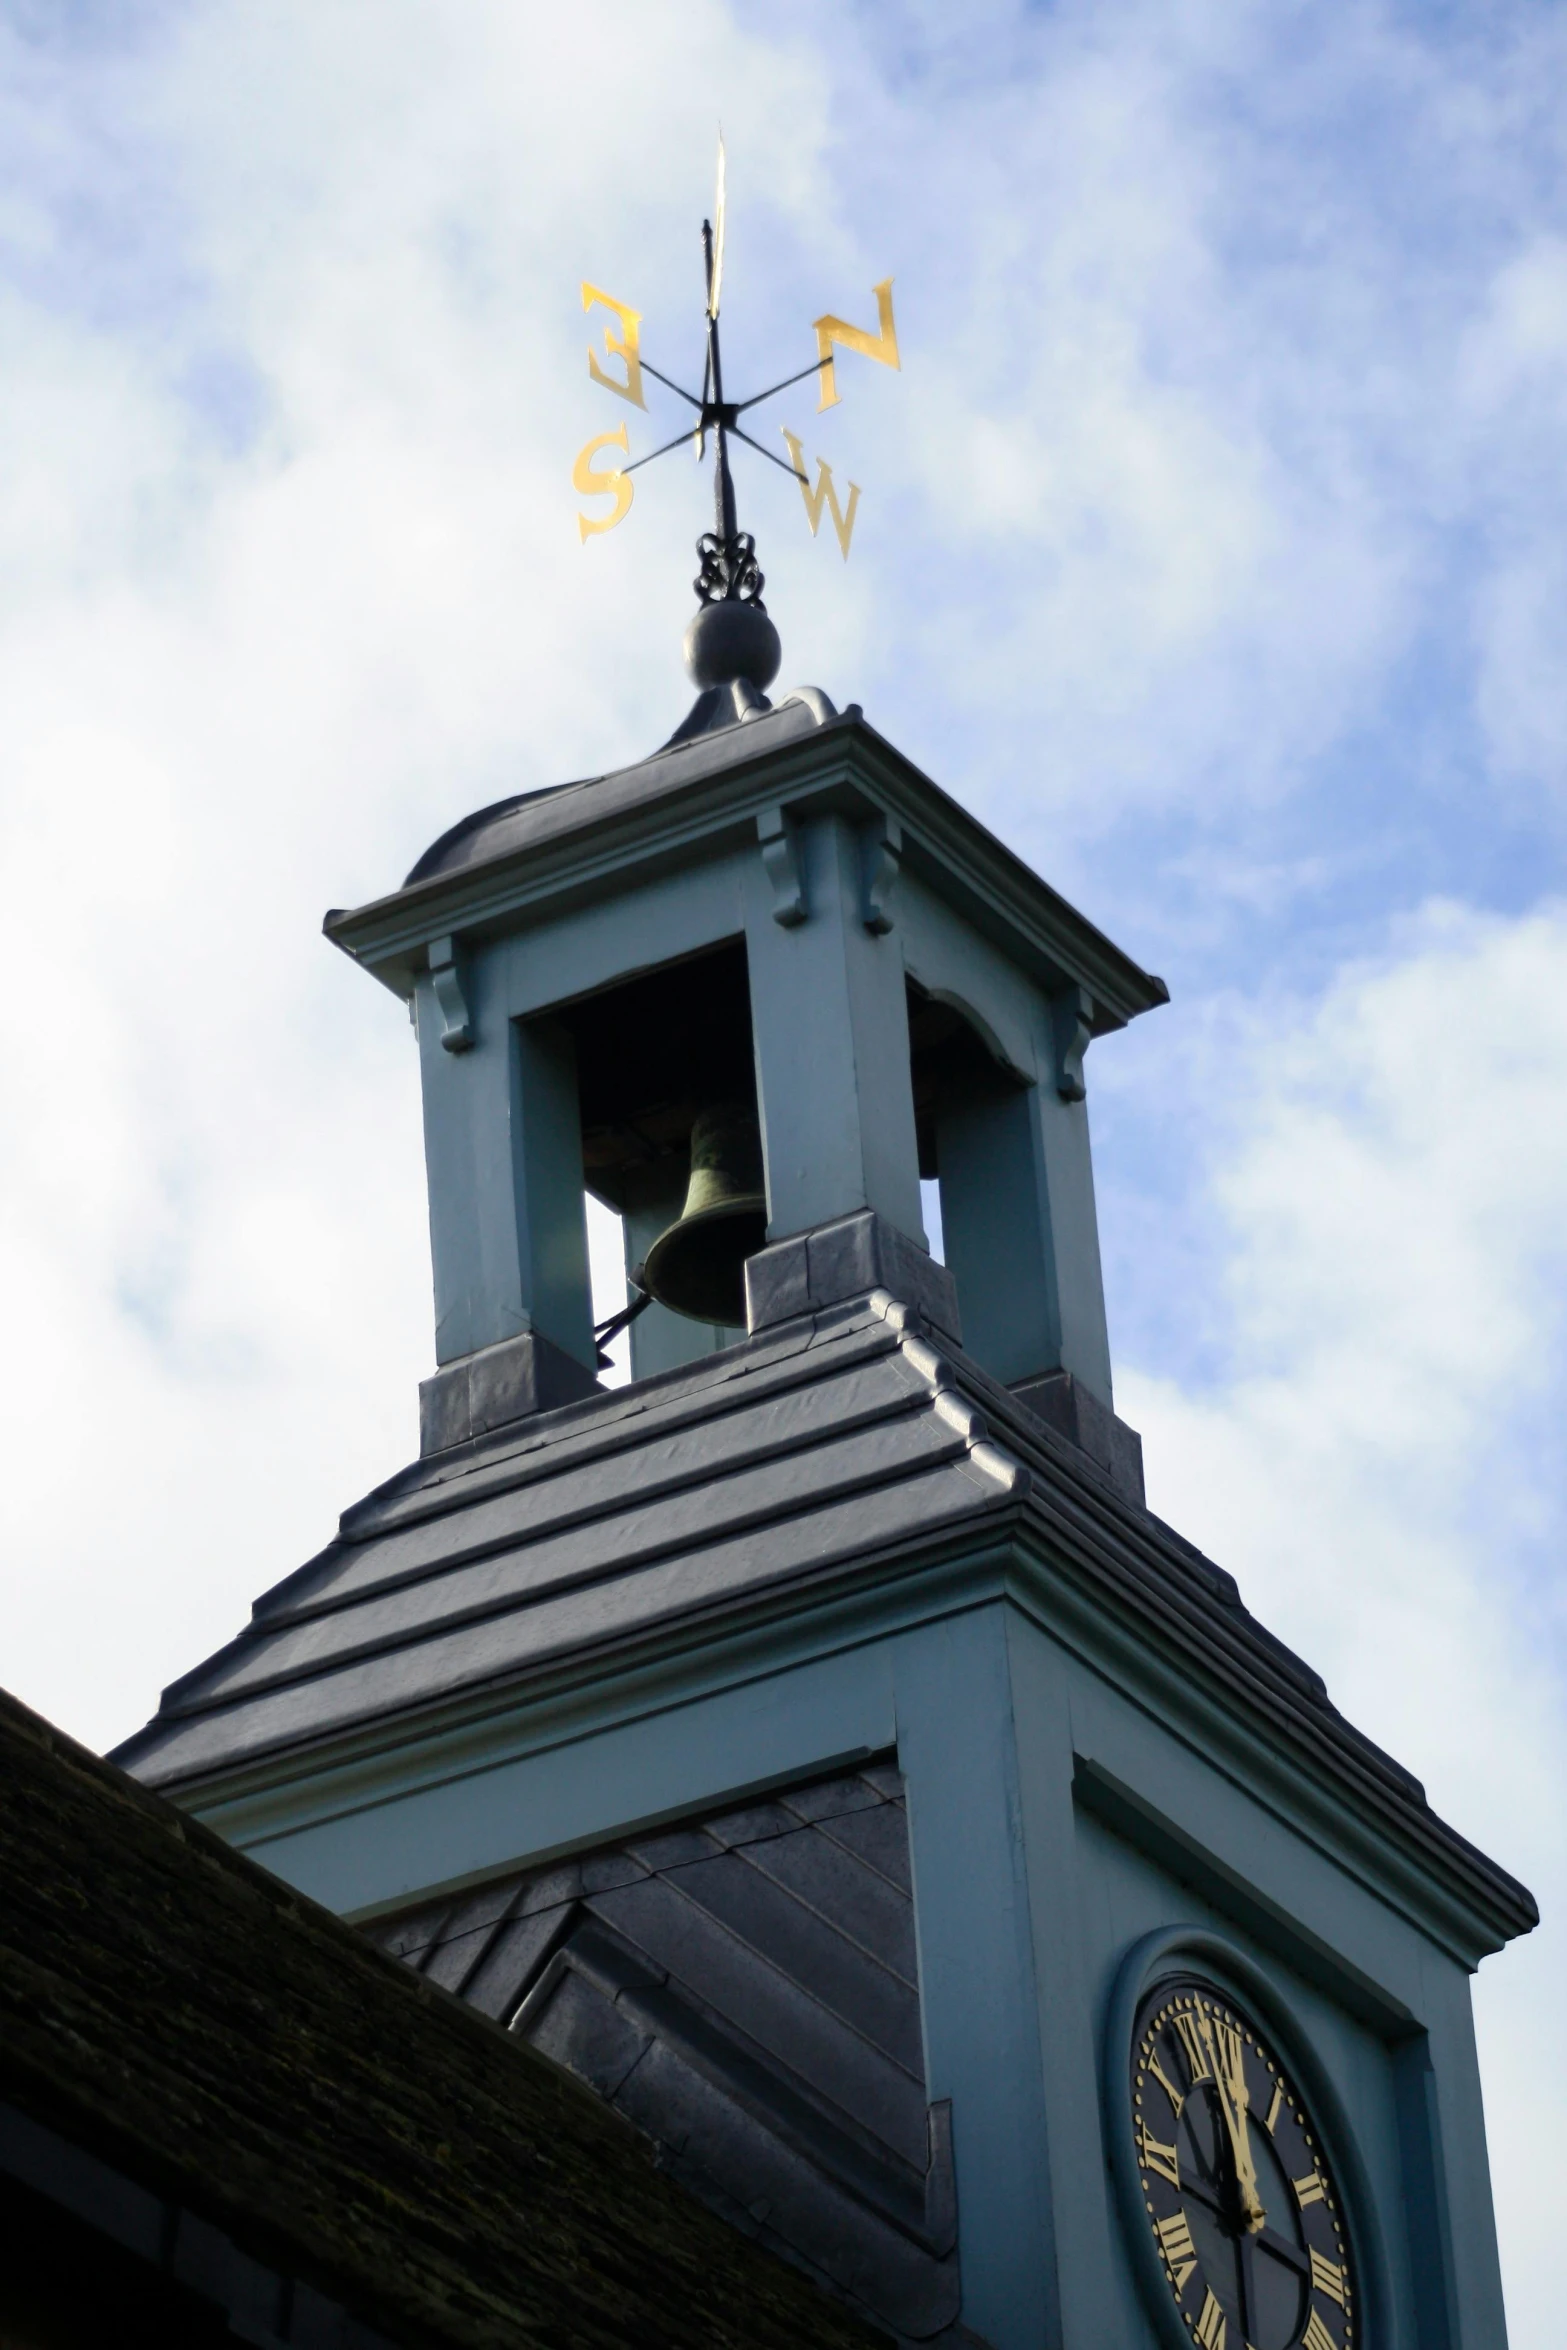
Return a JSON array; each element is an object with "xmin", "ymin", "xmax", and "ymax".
[{"xmin": 1207, "ymin": 2019, "xmax": 1267, "ymax": 2235}]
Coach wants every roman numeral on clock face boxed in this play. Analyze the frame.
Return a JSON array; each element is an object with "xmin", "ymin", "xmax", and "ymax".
[
  {"xmin": 1154, "ymin": 2209, "xmax": 1199, "ymax": 2292},
  {"xmin": 1310, "ymin": 2249, "xmax": 1347, "ymax": 2305},
  {"xmin": 1138, "ymin": 2120, "xmax": 1181, "ymax": 2188},
  {"xmin": 1293, "ymin": 2167, "xmax": 1327, "ymax": 2206},
  {"xmin": 1174, "ymin": 2008, "xmax": 1213, "ymax": 2085},
  {"xmin": 1210, "ymin": 2015, "xmax": 1245, "ymax": 2094},
  {"xmin": 1302, "ymin": 2308, "xmax": 1341, "ymax": 2350},
  {"xmin": 1148, "ymin": 2050, "xmax": 1185, "ymax": 2114},
  {"xmin": 1194, "ymin": 2286, "xmax": 1228, "ymax": 2348}
]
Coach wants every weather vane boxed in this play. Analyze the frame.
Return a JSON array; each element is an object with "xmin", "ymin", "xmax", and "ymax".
[{"xmin": 571, "ymin": 135, "xmax": 900, "ymax": 596}]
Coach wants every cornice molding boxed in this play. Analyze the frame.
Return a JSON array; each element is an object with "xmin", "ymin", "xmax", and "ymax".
[
  {"xmin": 324, "ymin": 714, "xmax": 1168, "ymax": 1033},
  {"xmin": 165, "ymin": 1441, "xmax": 1534, "ymax": 1972}
]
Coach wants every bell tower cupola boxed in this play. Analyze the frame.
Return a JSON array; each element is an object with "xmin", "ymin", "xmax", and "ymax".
[{"xmin": 324, "ymin": 580, "xmax": 1168, "ymax": 1464}]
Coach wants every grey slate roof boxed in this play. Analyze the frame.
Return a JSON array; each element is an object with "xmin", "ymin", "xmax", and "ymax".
[
  {"xmin": 364, "ymin": 1763, "xmax": 965, "ymax": 2346},
  {"xmin": 117, "ymin": 1292, "xmax": 1538, "ymax": 1962},
  {"xmin": 122, "ymin": 1297, "xmax": 1025, "ymax": 1788},
  {"xmin": 400, "ymin": 693, "xmax": 840, "ymax": 889}
]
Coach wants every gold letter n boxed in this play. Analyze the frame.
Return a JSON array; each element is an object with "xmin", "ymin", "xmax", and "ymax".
[{"xmin": 813, "ymin": 279, "xmax": 899, "ymax": 410}]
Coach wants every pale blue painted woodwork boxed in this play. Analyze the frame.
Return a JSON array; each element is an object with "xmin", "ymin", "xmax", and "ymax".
[
  {"xmin": 894, "ymin": 868, "xmax": 1039, "ymax": 1080},
  {"xmin": 226, "ymin": 1642, "xmax": 899, "ymax": 1922},
  {"xmin": 200, "ymin": 1571, "xmax": 1515, "ymax": 2350},
  {"xmin": 1002, "ymin": 1618, "xmax": 1126, "ymax": 2345},
  {"xmin": 415, "ymin": 963, "xmax": 595, "ymax": 1369},
  {"xmin": 741, "ymin": 813, "xmax": 927, "ymax": 1247},
  {"xmin": 896, "ymin": 868, "xmax": 1113, "ymax": 1395},
  {"xmin": 936, "ymin": 1060, "xmax": 1113, "ymax": 1405},
  {"xmin": 376, "ymin": 708, "xmax": 1158, "ymax": 1399},
  {"xmin": 512, "ymin": 1017, "xmax": 597, "ymax": 1370},
  {"xmin": 418, "ymin": 858, "xmax": 747, "ymax": 1373},
  {"xmin": 492, "ymin": 854, "xmax": 743, "ymax": 1024},
  {"xmin": 1028, "ymin": 1031, "xmax": 1114, "ymax": 1402},
  {"xmin": 890, "ymin": 1610, "xmax": 1060, "ymax": 2349},
  {"xmin": 414, "ymin": 963, "xmax": 526, "ymax": 1364}
]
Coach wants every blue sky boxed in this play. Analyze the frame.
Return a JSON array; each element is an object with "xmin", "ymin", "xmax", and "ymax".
[{"xmin": 1, "ymin": 1, "xmax": 1563, "ymax": 2335}]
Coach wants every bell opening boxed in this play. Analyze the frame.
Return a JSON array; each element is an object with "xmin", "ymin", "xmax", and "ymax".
[
  {"xmin": 559, "ymin": 940, "xmax": 768, "ymax": 1352},
  {"xmin": 907, "ymin": 975, "xmax": 1027, "ymax": 1188}
]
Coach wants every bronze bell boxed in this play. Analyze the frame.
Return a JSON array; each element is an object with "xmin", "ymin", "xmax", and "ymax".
[{"xmin": 641, "ymin": 1102, "xmax": 768, "ymax": 1328}]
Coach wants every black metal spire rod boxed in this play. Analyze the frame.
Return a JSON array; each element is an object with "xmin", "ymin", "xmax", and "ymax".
[
  {"xmin": 703, "ymin": 218, "xmax": 737, "ymax": 546},
  {"xmin": 609, "ymin": 193, "xmax": 822, "ymax": 614},
  {"xmin": 694, "ymin": 213, "xmax": 766, "ymax": 607}
]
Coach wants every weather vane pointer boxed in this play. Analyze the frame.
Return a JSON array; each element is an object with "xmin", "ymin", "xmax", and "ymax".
[{"xmin": 572, "ymin": 138, "xmax": 900, "ymax": 588}]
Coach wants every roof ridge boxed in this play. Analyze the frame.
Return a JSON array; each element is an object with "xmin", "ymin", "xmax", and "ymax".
[{"xmin": 866, "ymin": 1294, "xmax": 1030, "ymax": 1503}]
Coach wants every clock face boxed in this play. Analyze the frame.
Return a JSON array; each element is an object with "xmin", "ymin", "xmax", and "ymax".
[{"xmin": 1130, "ymin": 1977, "xmax": 1357, "ymax": 2350}]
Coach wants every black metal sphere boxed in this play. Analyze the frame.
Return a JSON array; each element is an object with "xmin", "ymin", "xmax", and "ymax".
[{"xmin": 683, "ymin": 598, "xmax": 782, "ymax": 692}]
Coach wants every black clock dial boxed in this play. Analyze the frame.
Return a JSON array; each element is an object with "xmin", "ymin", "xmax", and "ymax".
[{"xmin": 1131, "ymin": 1977, "xmax": 1356, "ymax": 2350}]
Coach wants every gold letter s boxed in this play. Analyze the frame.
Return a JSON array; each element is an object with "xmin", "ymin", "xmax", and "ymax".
[
  {"xmin": 781, "ymin": 430, "xmax": 860, "ymax": 558},
  {"xmin": 812, "ymin": 278, "xmax": 899, "ymax": 411},
  {"xmin": 582, "ymin": 282, "xmax": 646, "ymax": 408},
  {"xmin": 574, "ymin": 425, "xmax": 634, "ymax": 541}
]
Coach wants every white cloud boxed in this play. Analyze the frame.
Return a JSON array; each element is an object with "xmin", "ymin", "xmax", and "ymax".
[{"xmin": 1121, "ymin": 902, "xmax": 1567, "ymax": 2346}]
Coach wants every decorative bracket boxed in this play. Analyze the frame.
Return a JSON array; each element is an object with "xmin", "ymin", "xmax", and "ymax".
[
  {"xmin": 861, "ymin": 811, "xmax": 902, "ymax": 934},
  {"xmin": 757, "ymin": 805, "xmax": 806, "ymax": 927},
  {"xmin": 429, "ymin": 935, "xmax": 474, "ymax": 1053},
  {"xmin": 1051, "ymin": 983, "xmax": 1093, "ymax": 1101}
]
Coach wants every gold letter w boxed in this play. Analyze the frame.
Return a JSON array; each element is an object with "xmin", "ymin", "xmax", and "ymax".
[
  {"xmin": 781, "ymin": 431, "xmax": 861, "ymax": 558},
  {"xmin": 813, "ymin": 279, "xmax": 899, "ymax": 410}
]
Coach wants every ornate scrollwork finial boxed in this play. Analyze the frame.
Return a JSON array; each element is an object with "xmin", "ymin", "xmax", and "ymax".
[{"xmin": 694, "ymin": 531, "xmax": 765, "ymax": 607}]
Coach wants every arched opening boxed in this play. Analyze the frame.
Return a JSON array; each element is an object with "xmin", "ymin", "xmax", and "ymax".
[
  {"xmin": 907, "ymin": 977, "xmax": 1029, "ymax": 1265},
  {"xmin": 556, "ymin": 937, "xmax": 757, "ymax": 1380}
]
